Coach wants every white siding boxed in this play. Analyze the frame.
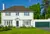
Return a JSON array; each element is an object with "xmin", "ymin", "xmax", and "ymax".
[
  {"xmin": 1, "ymin": 11, "xmax": 34, "ymax": 27},
  {"xmin": 1, "ymin": 12, "xmax": 33, "ymax": 20}
]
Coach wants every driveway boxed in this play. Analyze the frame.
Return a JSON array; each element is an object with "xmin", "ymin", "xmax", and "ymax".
[{"xmin": 37, "ymin": 27, "xmax": 50, "ymax": 31}]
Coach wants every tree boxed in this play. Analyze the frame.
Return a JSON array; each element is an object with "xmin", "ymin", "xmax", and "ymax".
[
  {"xmin": 41, "ymin": 0, "xmax": 49, "ymax": 19},
  {"xmin": 46, "ymin": 6, "xmax": 50, "ymax": 19},
  {"xmin": 0, "ymin": 12, "xmax": 1, "ymax": 23},
  {"xmin": 46, "ymin": 0, "xmax": 50, "ymax": 19},
  {"xmin": 29, "ymin": 3, "xmax": 41, "ymax": 19}
]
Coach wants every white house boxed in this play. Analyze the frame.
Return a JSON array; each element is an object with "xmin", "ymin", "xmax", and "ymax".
[
  {"xmin": 1, "ymin": 4, "xmax": 35, "ymax": 27},
  {"xmin": 1, "ymin": 4, "xmax": 50, "ymax": 28}
]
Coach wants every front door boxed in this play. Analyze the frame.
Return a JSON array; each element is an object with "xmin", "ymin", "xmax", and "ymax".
[{"xmin": 16, "ymin": 21, "xmax": 19, "ymax": 27}]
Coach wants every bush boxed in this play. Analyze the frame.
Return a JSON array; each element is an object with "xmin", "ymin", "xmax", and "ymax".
[
  {"xmin": 13, "ymin": 26, "xmax": 16, "ymax": 28},
  {"xmin": 30, "ymin": 26, "xmax": 36, "ymax": 28},
  {"xmin": 20, "ymin": 24, "xmax": 36, "ymax": 28},
  {"xmin": 0, "ymin": 25, "xmax": 4, "ymax": 31},
  {"xmin": 0, "ymin": 26, "xmax": 12, "ymax": 31},
  {"xmin": 8, "ymin": 26, "xmax": 12, "ymax": 30},
  {"xmin": 20, "ymin": 25, "xmax": 26, "ymax": 28},
  {"xmin": 3, "ymin": 26, "xmax": 8, "ymax": 31},
  {"xmin": 3, "ymin": 26, "xmax": 12, "ymax": 31}
]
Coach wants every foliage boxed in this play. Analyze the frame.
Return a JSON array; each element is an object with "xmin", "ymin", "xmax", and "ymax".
[
  {"xmin": 3, "ymin": 26, "xmax": 11, "ymax": 31},
  {"xmin": 29, "ymin": 3, "xmax": 41, "ymax": 19},
  {"xmin": 0, "ymin": 12, "xmax": 1, "ymax": 23},
  {"xmin": 0, "ymin": 26, "xmax": 12, "ymax": 31},
  {"xmin": 0, "ymin": 25, "xmax": 4, "ymax": 31},
  {"xmin": 20, "ymin": 25, "xmax": 26, "ymax": 28},
  {"xmin": 41, "ymin": 0, "xmax": 50, "ymax": 19},
  {"xmin": 45, "ymin": 6, "xmax": 50, "ymax": 19},
  {"xmin": 29, "ymin": 0, "xmax": 50, "ymax": 19}
]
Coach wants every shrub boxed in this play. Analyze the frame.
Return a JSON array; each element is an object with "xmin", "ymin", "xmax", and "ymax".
[
  {"xmin": 20, "ymin": 25, "xmax": 26, "ymax": 28},
  {"xmin": 13, "ymin": 26, "xmax": 16, "ymax": 28},
  {"xmin": 0, "ymin": 25, "xmax": 12, "ymax": 31},
  {"xmin": 30, "ymin": 26, "xmax": 36, "ymax": 29},
  {"xmin": 20, "ymin": 25, "xmax": 35, "ymax": 28},
  {"xmin": 8, "ymin": 26, "xmax": 12, "ymax": 30},
  {"xmin": 2, "ymin": 26, "xmax": 12, "ymax": 31},
  {"xmin": 3, "ymin": 26, "xmax": 8, "ymax": 31},
  {"xmin": 0, "ymin": 25, "xmax": 4, "ymax": 31}
]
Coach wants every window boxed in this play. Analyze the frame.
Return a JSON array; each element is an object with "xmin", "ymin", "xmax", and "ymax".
[
  {"xmin": 5, "ymin": 12, "xmax": 11, "ymax": 16},
  {"xmin": 16, "ymin": 12, "xmax": 19, "ymax": 16},
  {"xmin": 4, "ymin": 20, "xmax": 7, "ymax": 26},
  {"xmin": 23, "ymin": 20, "xmax": 31, "ymax": 25},
  {"xmin": 24, "ymin": 12, "xmax": 29, "ymax": 16},
  {"xmin": 4, "ymin": 20, "xmax": 12, "ymax": 26},
  {"xmin": 7, "ymin": 20, "xmax": 8, "ymax": 25}
]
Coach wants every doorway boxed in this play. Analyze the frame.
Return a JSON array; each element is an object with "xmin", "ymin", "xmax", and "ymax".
[{"xmin": 16, "ymin": 21, "xmax": 19, "ymax": 27}]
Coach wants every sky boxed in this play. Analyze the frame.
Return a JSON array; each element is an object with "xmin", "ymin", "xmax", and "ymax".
[{"xmin": 0, "ymin": 0, "xmax": 42, "ymax": 10}]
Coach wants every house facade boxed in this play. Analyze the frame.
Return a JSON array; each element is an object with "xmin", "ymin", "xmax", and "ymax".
[{"xmin": 1, "ymin": 6, "xmax": 35, "ymax": 27}]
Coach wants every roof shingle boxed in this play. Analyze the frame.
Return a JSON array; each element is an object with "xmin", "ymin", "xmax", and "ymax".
[{"xmin": 3, "ymin": 6, "xmax": 32, "ymax": 12}]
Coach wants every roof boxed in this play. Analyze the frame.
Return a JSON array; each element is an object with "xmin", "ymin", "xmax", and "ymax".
[{"xmin": 2, "ymin": 6, "xmax": 32, "ymax": 12}]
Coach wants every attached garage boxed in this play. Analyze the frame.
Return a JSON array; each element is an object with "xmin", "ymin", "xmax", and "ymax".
[{"xmin": 35, "ymin": 22, "xmax": 50, "ymax": 27}]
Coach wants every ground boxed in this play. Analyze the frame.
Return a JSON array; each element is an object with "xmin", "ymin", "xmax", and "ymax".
[
  {"xmin": 0, "ymin": 28, "xmax": 50, "ymax": 34},
  {"xmin": 38, "ymin": 27, "xmax": 50, "ymax": 31}
]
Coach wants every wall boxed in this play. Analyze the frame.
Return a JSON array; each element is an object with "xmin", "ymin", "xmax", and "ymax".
[
  {"xmin": 1, "ymin": 11, "xmax": 33, "ymax": 26},
  {"xmin": 1, "ymin": 12, "xmax": 33, "ymax": 20}
]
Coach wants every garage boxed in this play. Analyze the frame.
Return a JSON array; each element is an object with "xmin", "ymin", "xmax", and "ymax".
[{"xmin": 35, "ymin": 22, "xmax": 50, "ymax": 27}]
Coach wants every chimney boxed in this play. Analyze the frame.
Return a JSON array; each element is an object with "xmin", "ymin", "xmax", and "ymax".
[{"xmin": 3, "ymin": 3, "xmax": 5, "ymax": 10}]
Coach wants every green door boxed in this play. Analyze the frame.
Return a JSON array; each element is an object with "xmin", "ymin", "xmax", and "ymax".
[{"xmin": 35, "ymin": 22, "xmax": 49, "ymax": 27}]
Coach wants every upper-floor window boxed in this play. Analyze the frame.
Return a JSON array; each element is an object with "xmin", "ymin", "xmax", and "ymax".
[
  {"xmin": 16, "ymin": 12, "xmax": 19, "ymax": 16},
  {"xmin": 5, "ymin": 12, "xmax": 11, "ymax": 16},
  {"xmin": 24, "ymin": 12, "xmax": 29, "ymax": 16}
]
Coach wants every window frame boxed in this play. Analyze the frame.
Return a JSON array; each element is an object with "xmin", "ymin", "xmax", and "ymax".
[
  {"xmin": 23, "ymin": 20, "xmax": 31, "ymax": 25},
  {"xmin": 24, "ymin": 12, "xmax": 29, "ymax": 16},
  {"xmin": 16, "ymin": 12, "xmax": 19, "ymax": 16},
  {"xmin": 5, "ymin": 12, "xmax": 11, "ymax": 16},
  {"xmin": 4, "ymin": 20, "xmax": 12, "ymax": 26}
]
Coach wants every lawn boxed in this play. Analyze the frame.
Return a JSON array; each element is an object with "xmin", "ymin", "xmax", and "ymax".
[{"xmin": 0, "ymin": 28, "xmax": 50, "ymax": 34}]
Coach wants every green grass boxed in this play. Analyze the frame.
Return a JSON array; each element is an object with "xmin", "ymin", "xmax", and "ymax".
[{"xmin": 0, "ymin": 28, "xmax": 50, "ymax": 34}]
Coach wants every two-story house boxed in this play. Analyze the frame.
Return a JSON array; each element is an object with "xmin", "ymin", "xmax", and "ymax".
[{"xmin": 1, "ymin": 4, "xmax": 35, "ymax": 27}]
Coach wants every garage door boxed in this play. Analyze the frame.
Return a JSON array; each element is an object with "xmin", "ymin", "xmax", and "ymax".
[{"xmin": 35, "ymin": 22, "xmax": 49, "ymax": 27}]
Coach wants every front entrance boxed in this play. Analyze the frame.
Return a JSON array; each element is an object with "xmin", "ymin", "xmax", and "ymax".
[{"xmin": 16, "ymin": 21, "xmax": 19, "ymax": 27}]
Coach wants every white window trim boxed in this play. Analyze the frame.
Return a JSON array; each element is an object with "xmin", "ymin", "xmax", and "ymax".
[
  {"xmin": 4, "ymin": 20, "xmax": 13, "ymax": 26},
  {"xmin": 24, "ymin": 12, "xmax": 29, "ymax": 16},
  {"xmin": 16, "ymin": 12, "xmax": 19, "ymax": 16},
  {"xmin": 5, "ymin": 12, "xmax": 11, "ymax": 16},
  {"xmin": 23, "ymin": 20, "xmax": 31, "ymax": 25}
]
